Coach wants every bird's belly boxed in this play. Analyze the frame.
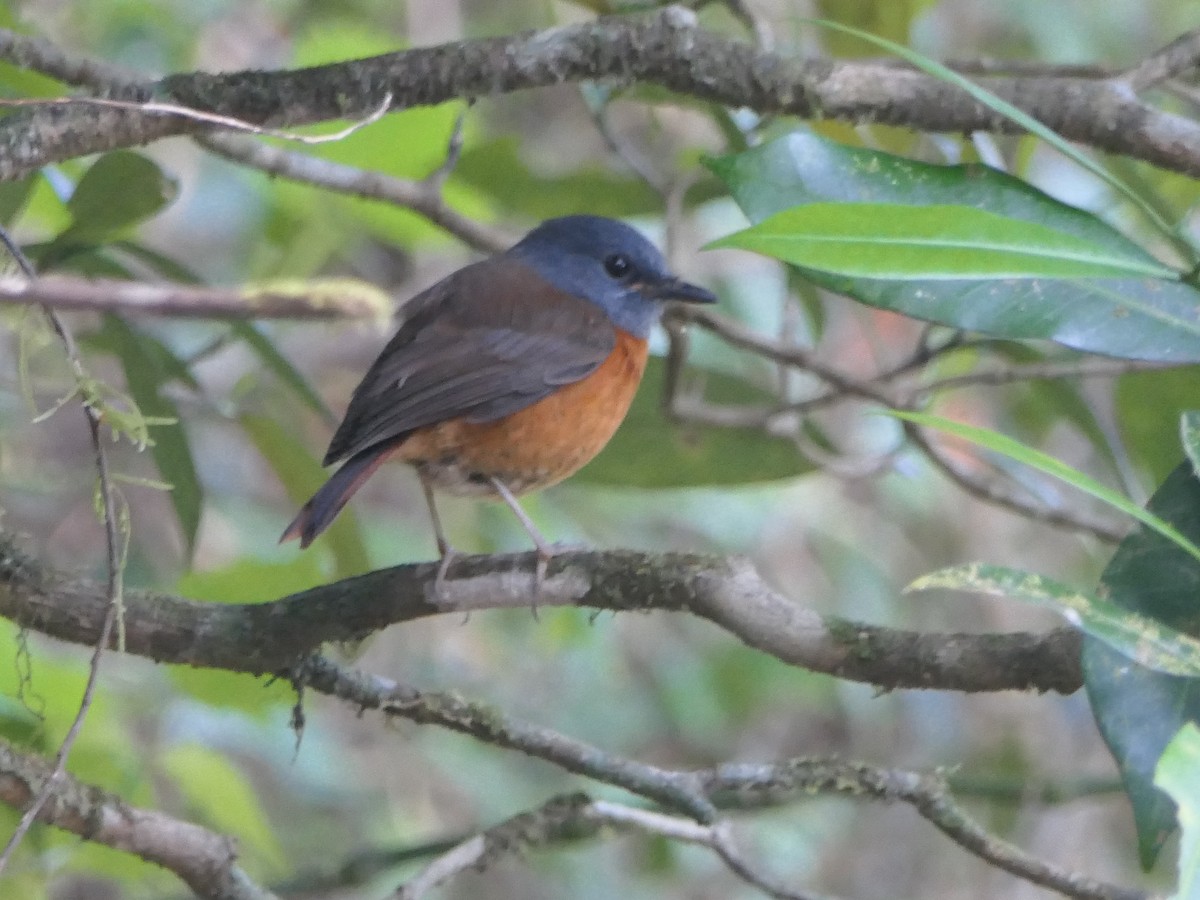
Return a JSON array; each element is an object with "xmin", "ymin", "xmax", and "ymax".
[{"xmin": 401, "ymin": 330, "xmax": 649, "ymax": 497}]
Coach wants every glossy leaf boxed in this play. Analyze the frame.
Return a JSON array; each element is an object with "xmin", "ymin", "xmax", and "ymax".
[
  {"xmin": 575, "ymin": 357, "xmax": 812, "ymax": 487},
  {"xmin": 1083, "ymin": 463, "xmax": 1200, "ymax": 867},
  {"xmin": 710, "ymin": 132, "xmax": 1200, "ymax": 362},
  {"xmin": 1155, "ymin": 723, "xmax": 1200, "ymax": 900},
  {"xmin": 92, "ymin": 315, "xmax": 203, "ymax": 559},
  {"xmin": 808, "ymin": 18, "xmax": 1179, "ymax": 247},
  {"xmin": 911, "ymin": 563, "xmax": 1200, "ymax": 677},
  {"xmin": 711, "ymin": 202, "xmax": 1176, "ymax": 281}
]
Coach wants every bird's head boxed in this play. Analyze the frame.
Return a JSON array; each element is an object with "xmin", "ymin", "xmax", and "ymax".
[{"xmin": 510, "ymin": 215, "xmax": 716, "ymax": 337}]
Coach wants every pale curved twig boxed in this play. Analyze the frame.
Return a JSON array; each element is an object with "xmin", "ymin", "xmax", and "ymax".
[{"xmin": 0, "ymin": 531, "xmax": 1087, "ymax": 695}]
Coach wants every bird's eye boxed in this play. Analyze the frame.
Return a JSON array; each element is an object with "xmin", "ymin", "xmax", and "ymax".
[{"xmin": 603, "ymin": 253, "xmax": 633, "ymax": 279}]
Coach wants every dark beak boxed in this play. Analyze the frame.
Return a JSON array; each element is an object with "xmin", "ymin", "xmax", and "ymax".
[{"xmin": 646, "ymin": 276, "xmax": 718, "ymax": 304}]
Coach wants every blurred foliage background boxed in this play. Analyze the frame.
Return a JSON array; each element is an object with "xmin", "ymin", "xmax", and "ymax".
[{"xmin": 1, "ymin": 0, "xmax": 1198, "ymax": 897}]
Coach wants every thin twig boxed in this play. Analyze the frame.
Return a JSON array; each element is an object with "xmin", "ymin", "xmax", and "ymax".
[
  {"xmin": 0, "ymin": 230, "xmax": 124, "ymax": 874},
  {"xmin": 903, "ymin": 423, "xmax": 1126, "ymax": 543},
  {"xmin": 702, "ymin": 759, "xmax": 1146, "ymax": 900},
  {"xmin": 199, "ymin": 133, "xmax": 511, "ymax": 254},
  {"xmin": 1124, "ymin": 26, "xmax": 1200, "ymax": 91},
  {"xmin": 920, "ymin": 359, "xmax": 1171, "ymax": 393},
  {"xmin": 298, "ymin": 656, "xmax": 717, "ymax": 823},
  {"xmin": 0, "ymin": 272, "xmax": 394, "ymax": 320},
  {"xmin": 0, "ymin": 27, "xmax": 510, "ymax": 255},
  {"xmin": 0, "ymin": 91, "xmax": 395, "ymax": 144}
]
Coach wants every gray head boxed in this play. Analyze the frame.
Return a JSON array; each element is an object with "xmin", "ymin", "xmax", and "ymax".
[{"xmin": 508, "ymin": 215, "xmax": 716, "ymax": 337}]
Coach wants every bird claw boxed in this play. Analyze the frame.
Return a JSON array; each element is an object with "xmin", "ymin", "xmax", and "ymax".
[
  {"xmin": 431, "ymin": 545, "xmax": 461, "ymax": 606},
  {"xmin": 528, "ymin": 540, "xmax": 584, "ymax": 617}
]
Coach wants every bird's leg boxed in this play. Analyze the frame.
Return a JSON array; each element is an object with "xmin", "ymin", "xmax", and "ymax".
[
  {"xmin": 489, "ymin": 476, "xmax": 556, "ymax": 609},
  {"xmin": 420, "ymin": 473, "xmax": 459, "ymax": 602}
]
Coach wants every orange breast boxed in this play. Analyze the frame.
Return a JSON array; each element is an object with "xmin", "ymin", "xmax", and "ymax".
[{"xmin": 399, "ymin": 329, "xmax": 649, "ymax": 496}]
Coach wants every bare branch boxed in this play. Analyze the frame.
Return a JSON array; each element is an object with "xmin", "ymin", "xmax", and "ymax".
[
  {"xmin": 394, "ymin": 794, "xmax": 595, "ymax": 900},
  {"xmin": 382, "ymin": 756, "xmax": 1147, "ymax": 900},
  {"xmin": 300, "ymin": 656, "xmax": 717, "ymax": 822},
  {"xmin": 920, "ymin": 359, "xmax": 1171, "ymax": 392},
  {"xmin": 0, "ymin": 28, "xmax": 140, "ymax": 88},
  {"xmin": 397, "ymin": 795, "xmax": 831, "ymax": 900},
  {"xmin": 1124, "ymin": 26, "xmax": 1200, "ymax": 91},
  {"xmin": 903, "ymin": 423, "xmax": 1127, "ymax": 544},
  {"xmin": 0, "ymin": 738, "xmax": 277, "ymax": 900},
  {"xmin": 0, "ymin": 531, "xmax": 1086, "ymax": 695},
  {"xmin": 0, "ymin": 11, "xmax": 1199, "ymax": 181},
  {"xmin": 701, "ymin": 759, "xmax": 1147, "ymax": 900},
  {"xmin": 197, "ymin": 134, "xmax": 512, "ymax": 255},
  {"xmin": 0, "ymin": 273, "xmax": 394, "ymax": 320}
]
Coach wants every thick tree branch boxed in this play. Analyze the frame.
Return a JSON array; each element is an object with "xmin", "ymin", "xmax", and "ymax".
[
  {"xmin": 0, "ymin": 11, "xmax": 1199, "ymax": 181},
  {"xmin": 0, "ymin": 738, "xmax": 276, "ymax": 900},
  {"xmin": 0, "ymin": 530, "xmax": 1083, "ymax": 694}
]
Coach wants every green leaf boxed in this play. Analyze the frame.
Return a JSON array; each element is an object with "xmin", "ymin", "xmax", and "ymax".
[
  {"xmin": 0, "ymin": 176, "xmax": 36, "ymax": 226},
  {"xmin": 1155, "ymin": 723, "xmax": 1200, "ymax": 899},
  {"xmin": 911, "ymin": 563, "xmax": 1200, "ymax": 677},
  {"xmin": 1083, "ymin": 462, "xmax": 1200, "ymax": 868},
  {"xmin": 92, "ymin": 315, "xmax": 203, "ymax": 559},
  {"xmin": 710, "ymin": 202, "xmax": 1176, "ymax": 281},
  {"xmin": 807, "ymin": 18, "xmax": 1183, "ymax": 251},
  {"xmin": 575, "ymin": 357, "xmax": 812, "ymax": 487},
  {"xmin": 61, "ymin": 151, "xmax": 178, "ymax": 244},
  {"xmin": 709, "ymin": 132, "xmax": 1200, "ymax": 362},
  {"xmin": 893, "ymin": 410, "xmax": 1200, "ymax": 566},
  {"xmin": 241, "ymin": 413, "xmax": 370, "ymax": 579},
  {"xmin": 160, "ymin": 744, "xmax": 285, "ymax": 872},
  {"xmin": 1117, "ymin": 367, "xmax": 1200, "ymax": 484},
  {"xmin": 1182, "ymin": 412, "xmax": 1200, "ymax": 481}
]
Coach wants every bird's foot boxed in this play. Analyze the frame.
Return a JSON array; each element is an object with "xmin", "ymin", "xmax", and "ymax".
[
  {"xmin": 431, "ymin": 544, "xmax": 462, "ymax": 607},
  {"xmin": 528, "ymin": 540, "xmax": 586, "ymax": 618}
]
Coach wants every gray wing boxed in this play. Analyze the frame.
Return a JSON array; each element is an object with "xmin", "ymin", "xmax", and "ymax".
[{"xmin": 323, "ymin": 257, "xmax": 616, "ymax": 465}]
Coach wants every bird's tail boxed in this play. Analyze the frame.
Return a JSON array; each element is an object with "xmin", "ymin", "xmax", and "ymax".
[{"xmin": 280, "ymin": 445, "xmax": 396, "ymax": 548}]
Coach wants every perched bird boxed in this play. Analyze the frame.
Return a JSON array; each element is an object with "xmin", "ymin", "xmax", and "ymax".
[{"xmin": 281, "ymin": 215, "xmax": 716, "ymax": 589}]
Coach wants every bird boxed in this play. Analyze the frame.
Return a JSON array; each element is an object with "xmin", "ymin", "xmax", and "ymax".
[{"xmin": 281, "ymin": 214, "xmax": 716, "ymax": 592}]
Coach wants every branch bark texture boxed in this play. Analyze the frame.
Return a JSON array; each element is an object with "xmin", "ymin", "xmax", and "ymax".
[
  {"xmin": 0, "ymin": 530, "xmax": 1083, "ymax": 694},
  {"xmin": 0, "ymin": 10, "xmax": 1198, "ymax": 181},
  {"xmin": 0, "ymin": 739, "xmax": 275, "ymax": 900}
]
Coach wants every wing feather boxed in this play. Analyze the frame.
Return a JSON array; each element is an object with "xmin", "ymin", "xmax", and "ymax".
[{"xmin": 323, "ymin": 258, "xmax": 615, "ymax": 465}]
